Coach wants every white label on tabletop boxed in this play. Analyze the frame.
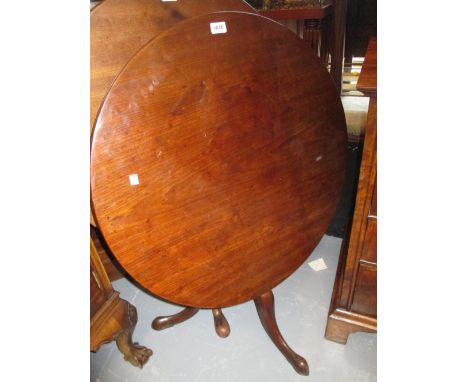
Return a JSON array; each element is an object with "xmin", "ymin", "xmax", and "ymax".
[
  {"xmin": 129, "ymin": 174, "xmax": 140, "ymax": 186},
  {"xmin": 210, "ymin": 22, "xmax": 227, "ymax": 35},
  {"xmin": 161, "ymin": 1, "xmax": 177, "ymax": 2},
  {"xmin": 308, "ymin": 258, "xmax": 328, "ymax": 272}
]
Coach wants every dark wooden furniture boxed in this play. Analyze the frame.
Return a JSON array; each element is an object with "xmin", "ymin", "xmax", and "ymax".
[
  {"xmin": 325, "ymin": 37, "xmax": 376, "ymax": 344},
  {"xmin": 90, "ymin": 0, "xmax": 256, "ymax": 269},
  {"xmin": 256, "ymin": 1, "xmax": 347, "ymax": 91},
  {"xmin": 329, "ymin": 0, "xmax": 347, "ymax": 92},
  {"xmin": 344, "ymin": 0, "xmax": 376, "ymax": 65},
  {"xmin": 90, "ymin": 0, "xmax": 255, "ymax": 131},
  {"xmin": 90, "ymin": 238, "xmax": 153, "ymax": 367},
  {"xmin": 258, "ymin": 3, "xmax": 333, "ymax": 67},
  {"xmin": 256, "ymin": 1, "xmax": 349, "ymax": 91},
  {"xmin": 91, "ymin": 11, "xmax": 347, "ymax": 374},
  {"xmin": 91, "ymin": 224, "xmax": 125, "ymax": 281}
]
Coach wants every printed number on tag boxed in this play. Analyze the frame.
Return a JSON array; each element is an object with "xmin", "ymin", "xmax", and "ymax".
[{"xmin": 210, "ymin": 22, "xmax": 227, "ymax": 35}]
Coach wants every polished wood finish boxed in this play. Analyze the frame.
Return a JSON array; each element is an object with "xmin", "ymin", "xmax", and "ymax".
[
  {"xmin": 91, "ymin": 10, "xmax": 346, "ymax": 374},
  {"xmin": 91, "ymin": 224, "xmax": 124, "ymax": 281},
  {"xmin": 90, "ymin": 237, "xmax": 113, "ymax": 298},
  {"xmin": 256, "ymin": 1, "xmax": 348, "ymax": 90},
  {"xmin": 254, "ymin": 291, "xmax": 309, "ymax": 376},
  {"xmin": 212, "ymin": 308, "xmax": 231, "ymax": 338},
  {"xmin": 152, "ymin": 307, "xmax": 199, "ymax": 331},
  {"xmin": 90, "ymin": 238, "xmax": 153, "ymax": 367},
  {"xmin": 355, "ymin": 37, "xmax": 376, "ymax": 95},
  {"xmin": 258, "ymin": 4, "xmax": 332, "ymax": 71},
  {"xmin": 258, "ymin": 3, "xmax": 332, "ymax": 19},
  {"xmin": 91, "ymin": 11, "xmax": 347, "ymax": 309},
  {"xmin": 325, "ymin": 37, "xmax": 377, "ymax": 344},
  {"xmin": 151, "ymin": 307, "xmax": 231, "ymax": 338},
  {"xmin": 90, "ymin": 0, "xmax": 255, "ymax": 240},
  {"xmin": 90, "ymin": 0, "xmax": 255, "ymax": 131}
]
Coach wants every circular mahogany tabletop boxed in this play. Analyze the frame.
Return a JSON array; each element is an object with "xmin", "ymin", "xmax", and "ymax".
[
  {"xmin": 90, "ymin": 0, "xmax": 255, "ymax": 130},
  {"xmin": 91, "ymin": 12, "xmax": 347, "ymax": 308}
]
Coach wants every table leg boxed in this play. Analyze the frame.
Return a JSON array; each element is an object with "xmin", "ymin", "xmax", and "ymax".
[
  {"xmin": 115, "ymin": 301, "xmax": 153, "ymax": 368},
  {"xmin": 152, "ymin": 307, "xmax": 231, "ymax": 338},
  {"xmin": 91, "ymin": 293, "xmax": 153, "ymax": 368},
  {"xmin": 152, "ymin": 307, "xmax": 199, "ymax": 330},
  {"xmin": 212, "ymin": 308, "xmax": 231, "ymax": 338},
  {"xmin": 254, "ymin": 291, "xmax": 309, "ymax": 376}
]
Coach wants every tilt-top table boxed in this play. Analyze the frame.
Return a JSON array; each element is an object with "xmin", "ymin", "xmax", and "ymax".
[
  {"xmin": 91, "ymin": 11, "xmax": 346, "ymax": 375},
  {"xmin": 91, "ymin": 0, "xmax": 255, "ymax": 130},
  {"xmin": 90, "ymin": 0, "xmax": 255, "ymax": 250}
]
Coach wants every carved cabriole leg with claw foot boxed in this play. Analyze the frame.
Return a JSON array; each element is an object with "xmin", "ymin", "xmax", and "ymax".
[
  {"xmin": 212, "ymin": 308, "xmax": 230, "ymax": 338},
  {"xmin": 90, "ymin": 293, "xmax": 153, "ymax": 368},
  {"xmin": 152, "ymin": 307, "xmax": 199, "ymax": 331},
  {"xmin": 115, "ymin": 302, "xmax": 153, "ymax": 368},
  {"xmin": 254, "ymin": 291, "xmax": 309, "ymax": 376}
]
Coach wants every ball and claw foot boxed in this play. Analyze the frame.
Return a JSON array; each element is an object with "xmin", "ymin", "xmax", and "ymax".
[
  {"xmin": 119, "ymin": 339, "xmax": 153, "ymax": 368},
  {"xmin": 116, "ymin": 304, "xmax": 153, "ymax": 368}
]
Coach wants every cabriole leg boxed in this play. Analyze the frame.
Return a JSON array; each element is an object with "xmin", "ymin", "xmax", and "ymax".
[
  {"xmin": 254, "ymin": 291, "xmax": 309, "ymax": 376},
  {"xmin": 152, "ymin": 307, "xmax": 199, "ymax": 331}
]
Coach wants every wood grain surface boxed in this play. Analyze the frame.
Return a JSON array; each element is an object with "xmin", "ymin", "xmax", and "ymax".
[
  {"xmin": 325, "ymin": 38, "xmax": 377, "ymax": 343},
  {"xmin": 91, "ymin": 11, "xmax": 347, "ymax": 308},
  {"xmin": 90, "ymin": 0, "xmax": 255, "ymax": 130},
  {"xmin": 356, "ymin": 37, "xmax": 377, "ymax": 97}
]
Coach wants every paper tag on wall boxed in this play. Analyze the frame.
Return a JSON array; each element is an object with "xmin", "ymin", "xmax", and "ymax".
[
  {"xmin": 210, "ymin": 22, "xmax": 227, "ymax": 35},
  {"xmin": 308, "ymin": 258, "xmax": 328, "ymax": 271}
]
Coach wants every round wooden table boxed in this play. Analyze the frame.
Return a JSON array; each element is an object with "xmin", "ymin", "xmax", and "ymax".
[
  {"xmin": 91, "ymin": 11, "xmax": 346, "ymax": 374},
  {"xmin": 90, "ymin": 0, "xmax": 255, "ymax": 226},
  {"xmin": 91, "ymin": 0, "xmax": 255, "ymax": 130}
]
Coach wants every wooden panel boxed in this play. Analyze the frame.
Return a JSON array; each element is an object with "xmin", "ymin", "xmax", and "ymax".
[
  {"xmin": 369, "ymin": 183, "xmax": 377, "ymax": 216},
  {"xmin": 361, "ymin": 217, "xmax": 376, "ymax": 263},
  {"xmin": 350, "ymin": 264, "xmax": 376, "ymax": 317},
  {"xmin": 91, "ymin": 225, "xmax": 125, "ymax": 281},
  {"xmin": 356, "ymin": 37, "xmax": 377, "ymax": 96},
  {"xmin": 90, "ymin": 235, "xmax": 113, "ymax": 296},
  {"xmin": 91, "ymin": 12, "xmax": 347, "ymax": 308},
  {"xmin": 340, "ymin": 97, "xmax": 376, "ymax": 306},
  {"xmin": 258, "ymin": 3, "xmax": 331, "ymax": 20},
  {"xmin": 329, "ymin": 0, "xmax": 348, "ymax": 91},
  {"xmin": 90, "ymin": 266, "xmax": 108, "ymax": 318},
  {"xmin": 325, "ymin": 38, "xmax": 377, "ymax": 344}
]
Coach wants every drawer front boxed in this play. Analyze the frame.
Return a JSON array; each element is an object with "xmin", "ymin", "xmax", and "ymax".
[{"xmin": 351, "ymin": 264, "xmax": 377, "ymax": 317}]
